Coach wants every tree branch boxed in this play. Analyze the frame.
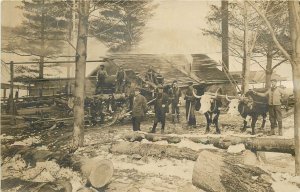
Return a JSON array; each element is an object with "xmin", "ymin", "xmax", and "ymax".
[
  {"xmin": 247, "ymin": 1, "xmax": 292, "ymax": 64},
  {"xmin": 272, "ymin": 59, "xmax": 288, "ymax": 70}
]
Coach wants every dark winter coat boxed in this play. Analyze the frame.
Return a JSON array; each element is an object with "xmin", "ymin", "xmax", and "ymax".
[
  {"xmin": 154, "ymin": 93, "xmax": 169, "ymax": 117},
  {"xmin": 170, "ymin": 87, "xmax": 182, "ymax": 105},
  {"xmin": 132, "ymin": 94, "xmax": 148, "ymax": 117}
]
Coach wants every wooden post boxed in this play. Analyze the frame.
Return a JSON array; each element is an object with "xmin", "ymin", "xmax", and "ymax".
[
  {"xmin": 9, "ymin": 61, "xmax": 15, "ymax": 124},
  {"xmin": 3, "ymin": 88, "xmax": 7, "ymax": 99}
]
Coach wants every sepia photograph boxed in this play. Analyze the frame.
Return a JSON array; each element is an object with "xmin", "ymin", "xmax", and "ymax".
[{"xmin": 1, "ymin": 0, "xmax": 300, "ymax": 191}]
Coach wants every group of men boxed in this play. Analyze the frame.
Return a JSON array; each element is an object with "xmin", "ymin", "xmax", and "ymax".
[
  {"xmin": 131, "ymin": 78, "xmax": 288, "ymax": 136},
  {"xmin": 96, "ymin": 64, "xmax": 287, "ymax": 136},
  {"xmin": 131, "ymin": 80, "xmax": 199, "ymax": 133},
  {"xmin": 96, "ymin": 64, "xmax": 127, "ymax": 94}
]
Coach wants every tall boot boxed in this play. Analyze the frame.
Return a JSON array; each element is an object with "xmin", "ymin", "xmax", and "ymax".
[
  {"xmin": 151, "ymin": 122, "xmax": 157, "ymax": 133},
  {"xmin": 172, "ymin": 114, "xmax": 176, "ymax": 124},
  {"xmin": 278, "ymin": 121, "xmax": 283, "ymax": 136},
  {"xmin": 269, "ymin": 128, "xmax": 275, "ymax": 135},
  {"xmin": 177, "ymin": 114, "xmax": 180, "ymax": 123}
]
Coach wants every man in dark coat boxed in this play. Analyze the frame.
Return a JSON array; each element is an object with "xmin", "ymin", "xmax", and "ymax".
[
  {"xmin": 170, "ymin": 80, "xmax": 182, "ymax": 123},
  {"xmin": 126, "ymin": 81, "xmax": 135, "ymax": 111},
  {"xmin": 185, "ymin": 81, "xmax": 196, "ymax": 127},
  {"xmin": 150, "ymin": 85, "xmax": 169, "ymax": 134},
  {"xmin": 132, "ymin": 87, "xmax": 148, "ymax": 131},
  {"xmin": 116, "ymin": 66, "xmax": 126, "ymax": 93},
  {"xmin": 96, "ymin": 64, "xmax": 108, "ymax": 94}
]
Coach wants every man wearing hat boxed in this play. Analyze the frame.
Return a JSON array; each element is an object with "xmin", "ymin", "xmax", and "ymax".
[
  {"xmin": 150, "ymin": 85, "xmax": 169, "ymax": 134},
  {"xmin": 116, "ymin": 66, "xmax": 126, "ymax": 93},
  {"xmin": 170, "ymin": 80, "xmax": 182, "ymax": 123},
  {"xmin": 132, "ymin": 87, "xmax": 148, "ymax": 131},
  {"xmin": 96, "ymin": 64, "xmax": 108, "ymax": 94},
  {"xmin": 252, "ymin": 78, "xmax": 288, "ymax": 136},
  {"xmin": 185, "ymin": 81, "xmax": 197, "ymax": 127}
]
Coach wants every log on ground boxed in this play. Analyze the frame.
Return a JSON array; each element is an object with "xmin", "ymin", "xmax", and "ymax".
[
  {"xmin": 109, "ymin": 141, "xmax": 217, "ymax": 161},
  {"xmin": 192, "ymin": 150, "xmax": 274, "ymax": 192},
  {"xmin": 125, "ymin": 132, "xmax": 294, "ymax": 155},
  {"xmin": 190, "ymin": 136, "xmax": 295, "ymax": 155}
]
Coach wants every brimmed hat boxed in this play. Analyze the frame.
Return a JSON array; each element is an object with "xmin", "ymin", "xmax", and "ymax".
[
  {"xmin": 271, "ymin": 78, "xmax": 277, "ymax": 82},
  {"xmin": 173, "ymin": 80, "xmax": 177, "ymax": 84},
  {"xmin": 188, "ymin": 81, "xmax": 193, "ymax": 85}
]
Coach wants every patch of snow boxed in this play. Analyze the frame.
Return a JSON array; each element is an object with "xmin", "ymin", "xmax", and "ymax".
[
  {"xmin": 0, "ymin": 134, "xmax": 15, "ymax": 140},
  {"xmin": 36, "ymin": 145, "xmax": 49, "ymax": 150},
  {"xmin": 227, "ymin": 144, "xmax": 246, "ymax": 153},
  {"xmin": 10, "ymin": 136, "xmax": 41, "ymax": 146},
  {"xmin": 272, "ymin": 181, "xmax": 300, "ymax": 192},
  {"xmin": 112, "ymin": 157, "xmax": 195, "ymax": 180},
  {"xmin": 170, "ymin": 139, "xmax": 216, "ymax": 151}
]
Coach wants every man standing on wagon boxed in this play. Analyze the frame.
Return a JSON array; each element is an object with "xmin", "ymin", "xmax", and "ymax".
[
  {"xmin": 96, "ymin": 64, "xmax": 108, "ymax": 94},
  {"xmin": 252, "ymin": 79, "xmax": 288, "ymax": 136},
  {"xmin": 116, "ymin": 66, "xmax": 126, "ymax": 93}
]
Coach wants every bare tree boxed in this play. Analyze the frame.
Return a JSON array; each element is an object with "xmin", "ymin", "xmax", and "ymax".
[
  {"xmin": 71, "ymin": 0, "xmax": 90, "ymax": 151},
  {"xmin": 203, "ymin": 2, "xmax": 259, "ymax": 94},
  {"xmin": 222, "ymin": 0, "xmax": 229, "ymax": 71},
  {"xmin": 248, "ymin": 0, "xmax": 300, "ymax": 176}
]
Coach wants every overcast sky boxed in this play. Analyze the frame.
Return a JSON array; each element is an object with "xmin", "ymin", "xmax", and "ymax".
[{"xmin": 1, "ymin": 0, "xmax": 292, "ymax": 80}]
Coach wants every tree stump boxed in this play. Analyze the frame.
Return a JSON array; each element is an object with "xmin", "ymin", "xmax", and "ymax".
[{"xmin": 192, "ymin": 150, "xmax": 274, "ymax": 192}]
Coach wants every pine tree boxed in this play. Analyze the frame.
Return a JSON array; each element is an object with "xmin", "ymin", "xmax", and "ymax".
[
  {"xmin": 9, "ymin": 0, "xmax": 69, "ymax": 83},
  {"xmin": 90, "ymin": 1, "xmax": 157, "ymax": 52}
]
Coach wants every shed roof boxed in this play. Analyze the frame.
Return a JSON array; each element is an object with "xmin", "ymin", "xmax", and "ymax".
[
  {"xmin": 102, "ymin": 54, "xmax": 199, "ymax": 87},
  {"xmin": 191, "ymin": 54, "xmax": 229, "ymax": 83},
  {"xmin": 88, "ymin": 54, "xmax": 231, "ymax": 87}
]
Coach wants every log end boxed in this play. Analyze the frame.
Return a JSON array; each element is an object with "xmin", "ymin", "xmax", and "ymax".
[{"xmin": 88, "ymin": 159, "xmax": 114, "ymax": 189}]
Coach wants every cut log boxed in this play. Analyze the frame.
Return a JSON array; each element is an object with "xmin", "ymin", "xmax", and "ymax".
[
  {"xmin": 88, "ymin": 159, "xmax": 114, "ymax": 189},
  {"xmin": 190, "ymin": 136, "xmax": 295, "ymax": 155},
  {"xmin": 144, "ymin": 133, "xmax": 163, "ymax": 142},
  {"xmin": 123, "ymin": 132, "xmax": 144, "ymax": 142},
  {"xmin": 166, "ymin": 136, "xmax": 181, "ymax": 144},
  {"xmin": 192, "ymin": 150, "xmax": 274, "ymax": 192},
  {"xmin": 128, "ymin": 132, "xmax": 295, "ymax": 155},
  {"xmin": 110, "ymin": 141, "xmax": 217, "ymax": 161}
]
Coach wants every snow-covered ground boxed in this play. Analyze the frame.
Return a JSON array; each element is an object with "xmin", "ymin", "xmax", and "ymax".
[{"xmin": 1, "ymin": 111, "xmax": 299, "ymax": 192}]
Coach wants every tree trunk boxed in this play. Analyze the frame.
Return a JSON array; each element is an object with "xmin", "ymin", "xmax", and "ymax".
[
  {"xmin": 288, "ymin": 1, "xmax": 300, "ymax": 176},
  {"xmin": 192, "ymin": 150, "xmax": 274, "ymax": 192},
  {"xmin": 242, "ymin": 2, "xmax": 250, "ymax": 94},
  {"xmin": 222, "ymin": 0, "xmax": 229, "ymax": 72},
  {"xmin": 71, "ymin": 0, "xmax": 90, "ymax": 151},
  {"xmin": 39, "ymin": 0, "xmax": 45, "ymax": 97},
  {"xmin": 265, "ymin": 44, "xmax": 273, "ymax": 88}
]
